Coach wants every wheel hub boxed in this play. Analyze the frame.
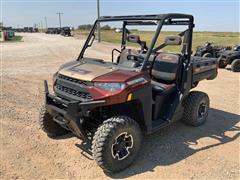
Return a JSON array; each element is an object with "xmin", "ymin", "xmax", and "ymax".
[
  {"xmin": 111, "ymin": 132, "xmax": 133, "ymax": 161},
  {"xmin": 198, "ymin": 102, "xmax": 207, "ymax": 119}
]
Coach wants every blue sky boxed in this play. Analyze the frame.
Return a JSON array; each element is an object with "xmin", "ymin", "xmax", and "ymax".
[{"xmin": 1, "ymin": 0, "xmax": 239, "ymax": 32}]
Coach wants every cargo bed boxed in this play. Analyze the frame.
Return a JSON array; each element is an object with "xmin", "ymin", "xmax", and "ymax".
[{"xmin": 191, "ymin": 56, "xmax": 218, "ymax": 85}]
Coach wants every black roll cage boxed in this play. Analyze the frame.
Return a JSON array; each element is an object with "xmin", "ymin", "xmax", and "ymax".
[{"xmin": 77, "ymin": 13, "xmax": 194, "ymax": 70}]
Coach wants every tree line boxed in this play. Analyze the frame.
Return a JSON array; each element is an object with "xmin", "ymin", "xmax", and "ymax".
[{"xmin": 78, "ymin": 24, "xmax": 113, "ymax": 30}]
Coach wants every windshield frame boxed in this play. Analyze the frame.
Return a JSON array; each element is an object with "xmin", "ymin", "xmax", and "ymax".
[{"xmin": 77, "ymin": 14, "xmax": 194, "ymax": 71}]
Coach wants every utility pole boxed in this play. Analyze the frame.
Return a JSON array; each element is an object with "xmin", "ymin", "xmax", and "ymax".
[
  {"xmin": 44, "ymin": 17, "xmax": 48, "ymax": 29},
  {"xmin": 56, "ymin": 12, "xmax": 63, "ymax": 29},
  {"xmin": 40, "ymin": 20, "xmax": 43, "ymax": 32},
  {"xmin": 97, "ymin": 0, "xmax": 101, "ymax": 42}
]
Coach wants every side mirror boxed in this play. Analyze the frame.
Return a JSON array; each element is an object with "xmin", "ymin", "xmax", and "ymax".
[
  {"xmin": 87, "ymin": 34, "xmax": 95, "ymax": 47},
  {"xmin": 165, "ymin": 35, "xmax": 182, "ymax": 45},
  {"xmin": 127, "ymin": 34, "xmax": 140, "ymax": 43}
]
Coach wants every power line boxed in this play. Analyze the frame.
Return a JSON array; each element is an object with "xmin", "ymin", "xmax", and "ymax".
[{"xmin": 56, "ymin": 12, "xmax": 63, "ymax": 28}]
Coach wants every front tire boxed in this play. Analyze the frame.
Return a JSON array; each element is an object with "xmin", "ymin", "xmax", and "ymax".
[
  {"xmin": 182, "ymin": 91, "xmax": 209, "ymax": 126},
  {"xmin": 39, "ymin": 105, "xmax": 68, "ymax": 137},
  {"xmin": 218, "ymin": 58, "xmax": 227, "ymax": 68},
  {"xmin": 92, "ymin": 116, "xmax": 142, "ymax": 173},
  {"xmin": 231, "ymin": 59, "xmax": 240, "ymax": 72}
]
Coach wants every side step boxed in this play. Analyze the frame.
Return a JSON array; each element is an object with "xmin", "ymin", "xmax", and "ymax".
[{"xmin": 151, "ymin": 119, "xmax": 170, "ymax": 133}]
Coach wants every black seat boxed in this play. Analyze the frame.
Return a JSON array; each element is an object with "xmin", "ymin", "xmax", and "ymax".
[
  {"xmin": 151, "ymin": 53, "xmax": 181, "ymax": 95},
  {"xmin": 151, "ymin": 80, "xmax": 176, "ymax": 95}
]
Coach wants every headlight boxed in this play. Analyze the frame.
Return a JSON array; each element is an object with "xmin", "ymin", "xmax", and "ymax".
[{"xmin": 94, "ymin": 82, "xmax": 126, "ymax": 92}]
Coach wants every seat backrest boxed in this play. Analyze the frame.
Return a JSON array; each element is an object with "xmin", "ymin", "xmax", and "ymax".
[
  {"xmin": 151, "ymin": 53, "xmax": 181, "ymax": 82},
  {"xmin": 118, "ymin": 49, "xmax": 139, "ymax": 64}
]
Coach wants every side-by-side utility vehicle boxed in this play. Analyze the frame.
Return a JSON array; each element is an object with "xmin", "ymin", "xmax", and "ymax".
[
  {"xmin": 60, "ymin": 27, "xmax": 72, "ymax": 36},
  {"xmin": 39, "ymin": 14, "xmax": 218, "ymax": 173}
]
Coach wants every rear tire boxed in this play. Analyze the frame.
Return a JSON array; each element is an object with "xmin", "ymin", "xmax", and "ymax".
[
  {"xmin": 39, "ymin": 105, "xmax": 68, "ymax": 137},
  {"xmin": 231, "ymin": 59, "xmax": 240, "ymax": 72},
  {"xmin": 203, "ymin": 53, "xmax": 212, "ymax": 58},
  {"xmin": 182, "ymin": 91, "xmax": 209, "ymax": 126},
  {"xmin": 218, "ymin": 58, "xmax": 227, "ymax": 68},
  {"xmin": 92, "ymin": 116, "xmax": 142, "ymax": 173}
]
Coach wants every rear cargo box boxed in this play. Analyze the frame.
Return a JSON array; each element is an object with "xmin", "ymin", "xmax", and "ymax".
[{"xmin": 191, "ymin": 56, "xmax": 218, "ymax": 83}]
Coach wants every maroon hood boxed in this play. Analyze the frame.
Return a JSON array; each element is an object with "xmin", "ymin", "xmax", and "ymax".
[{"xmin": 92, "ymin": 69, "xmax": 141, "ymax": 82}]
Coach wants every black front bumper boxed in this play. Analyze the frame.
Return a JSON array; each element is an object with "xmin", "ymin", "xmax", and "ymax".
[{"xmin": 44, "ymin": 80, "xmax": 105, "ymax": 141}]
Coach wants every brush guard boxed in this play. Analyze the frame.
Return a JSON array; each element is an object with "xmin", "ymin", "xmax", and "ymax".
[{"xmin": 44, "ymin": 80, "xmax": 105, "ymax": 141}]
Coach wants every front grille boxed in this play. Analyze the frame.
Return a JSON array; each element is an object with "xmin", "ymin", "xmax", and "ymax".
[
  {"xmin": 58, "ymin": 74, "xmax": 89, "ymax": 86},
  {"xmin": 55, "ymin": 84, "xmax": 92, "ymax": 100}
]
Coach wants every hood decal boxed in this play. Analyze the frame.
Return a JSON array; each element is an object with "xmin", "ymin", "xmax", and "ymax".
[
  {"xmin": 58, "ymin": 62, "xmax": 114, "ymax": 81},
  {"xmin": 70, "ymin": 67, "xmax": 91, "ymax": 74}
]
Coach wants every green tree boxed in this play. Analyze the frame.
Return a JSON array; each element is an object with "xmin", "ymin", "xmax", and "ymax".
[
  {"xmin": 101, "ymin": 25, "xmax": 111, "ymax": 30},
  {"xmin": 78, "ymin": 24, "xmax": 92, "ymax": 30}
]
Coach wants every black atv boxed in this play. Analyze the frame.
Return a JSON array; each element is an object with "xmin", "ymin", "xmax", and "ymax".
[
  {"xmin": 218, "ymin": 45, "xmax": 240, "ymax": 72},
  {"xmin": 195, "ymin": 42, "xmax": 231, "ymax": 58}
]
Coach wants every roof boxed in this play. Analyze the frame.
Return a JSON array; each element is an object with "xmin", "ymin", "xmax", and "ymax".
[{"xmin": 98, "ymin": 13, "xmax": 193, "ymax": 21}]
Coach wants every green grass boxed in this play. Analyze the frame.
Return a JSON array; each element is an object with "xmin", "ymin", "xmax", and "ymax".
[
  {"xmin": 74, "ymin": 30, "xmax": 239, "ymax": 52},
  {"xmin": 0, "ymin": 35, "xmax": 23, "ymax": 43}
]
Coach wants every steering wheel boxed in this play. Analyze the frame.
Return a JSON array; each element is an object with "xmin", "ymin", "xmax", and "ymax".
[
  {"xmin": 127, "ymin": 54, "xmax": 144, "ymax": 62},
  {"xmin": 127, "ymin": 54, "xmax": 139, "ymax": 61}
]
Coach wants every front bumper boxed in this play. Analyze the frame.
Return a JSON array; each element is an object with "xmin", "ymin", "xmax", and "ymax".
[{"xmin": 44, "ymin": 80, "xmax": 105, "ymax": 141}]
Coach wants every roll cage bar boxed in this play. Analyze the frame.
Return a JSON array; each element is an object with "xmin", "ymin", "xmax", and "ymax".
[{"xmin": 78, "ymin": 13, "xmax": 194, "ymax": 70}]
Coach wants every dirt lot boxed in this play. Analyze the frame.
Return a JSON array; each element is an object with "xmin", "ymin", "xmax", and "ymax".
[{"xmin": 1, "ymin": 33, "xmax": 239, "ymax": 179}]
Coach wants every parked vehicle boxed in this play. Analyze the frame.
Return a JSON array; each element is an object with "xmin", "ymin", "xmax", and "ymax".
[
  {"xmin": 60, "ymin": 27, "xmax": 71, "ymax": 36},
  {"xmin": 195, "ymin": 42, "xmax": 231, "ymax": 58},
  {"xmin": 46, "ymin": 27, "xmax": 61, "ymax": 34},
  {"xmin": 39, "ymin": 14, "xmax": 218, "ymax": 173},
  {"xmin": 115, "ymin": 28, "xmax": 123, "ymax": 33},
  {"xmin": 55, "ymin": 28, "xmax": 61, "ymax": 34},
  {"xmin": 23, "ymin": 27, "xmax": 29, "ymax": 32},
  {"xmin": 14, "ymin": 28, "xmax": 24, "ymax": 32},
  {"xmin": 6, "ymin": 30, "xmax": 15, "ymax": 39},
  {"xmin": 2, "ymin": 26, "xmax": 12, "ymax": 31},
  {"xmin": 45, "ymin": 28, "xmax": 55, "ymax": 34},
  {"xmin": 29, "ymin": 27, "xmax": 34, "ymax": 33},
  {"xmin": 33, "ymin": 28, "xmax": 39, "ymax": 33},
  {"xmin": 218, "ymin": 45, "xmax": 240, "ymax": 72}
]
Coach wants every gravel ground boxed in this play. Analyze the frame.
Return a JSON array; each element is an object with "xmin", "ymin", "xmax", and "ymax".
[{"xmin": 1, "ymin": 33, "xmax": 239, "ymax": 179}]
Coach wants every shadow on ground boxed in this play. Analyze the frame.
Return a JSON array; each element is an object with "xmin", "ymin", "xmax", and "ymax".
[
  {"xmin": 225, "ymin": 67, "xmax": 233, "ymax": 71},
  {"xmin": 75, "ymin": 108, "xmax": 240, "ymax": 178}
]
